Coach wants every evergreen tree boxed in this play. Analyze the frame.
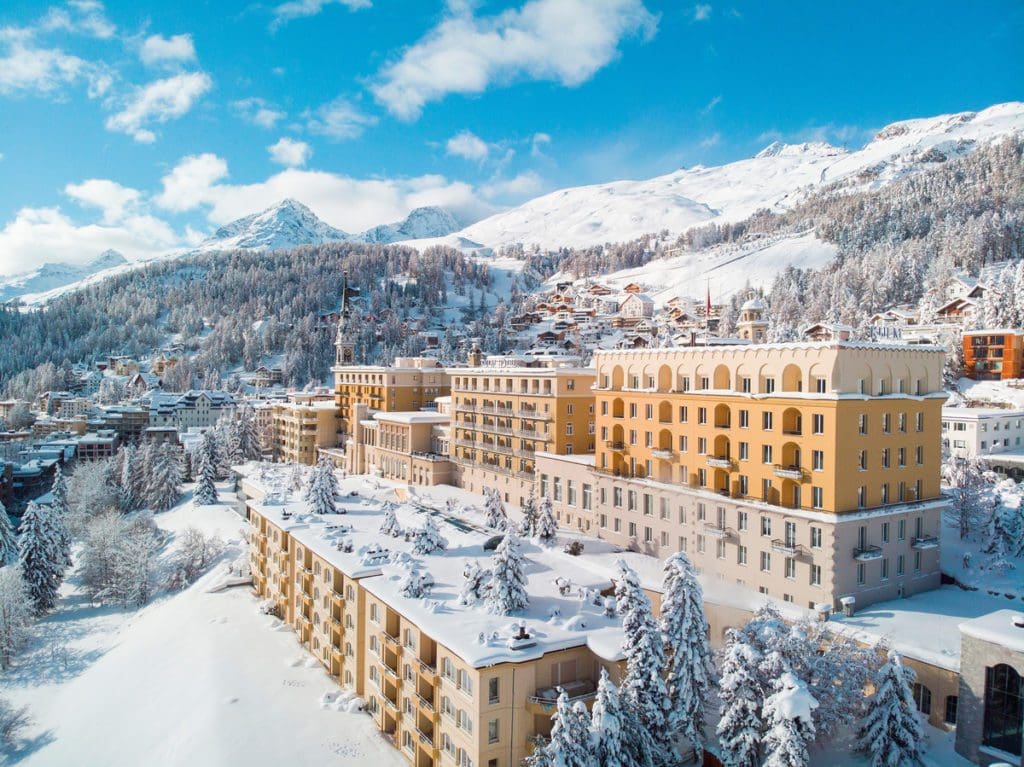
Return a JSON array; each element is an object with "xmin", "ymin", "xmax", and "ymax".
[
  {"xmin": 857, "ymin": 651, "xmax": 924, "ymax": 767},
  {"xmin": 0, "ymin": 502, "xmax": 18, "ymax": 567},
  {"xmin": 483, "ymin": 487, "xmax": 508, "ymax": 530},
  {"xmin": 717, "ymin": 629, "xmax": 763, "ymax": 767},
  {"xmin": 379, "ymin": 505, "xmax": 402, "ymax": 537},
  {"xmin": 0, "ymin": 567, "xmax": 33, "ymax": 670},
  {"xmin": 412, "ymin": 516, "xmax": 448, "ymax": 555},
  {"xmin": 536, "ymin": 496, "xmax": 558, "ymax": 543},
  {"xmin": 193, "ymin": 432, "xmax": 219, "ymax": 505},
  {"xmin": 146, "ymin": 442, "xmax": 182, "ymax": 512},
  {"xmin": 544, "ymin": 691, "xmax": 591, "ymax": 767},
  {"xmin": 520, "ymin": 495, "xmax": 538, "ymax": 537},
  {"xmin": 590, "ymin": 668, "xmax": 626, "ymax": 767},
  {"xmin": 399, "ymin": 567, "xmax": 427, "ymax": 599},
  {"xmin": 660, "ymin": 551, "xmax": 713, "ymax": 758},
  {"xmin": 119, "ymin": 444, "xmax": 138, "ymax": 511},
  {"xmin": 458, "ymin": 561, "xmax": 491, "ymax": 606},
  {"xmin": 485, "ymin": 532, "xmax": 529, "ymax": 615},
  {"xmin": 307, "ymin": 456, "xmax": 339, "ymax": 515},
  {"xmin": 230, "ymin": 406, "xmax": 261, "ymax": 463},
  {"xmin": 762, "ymin": 672, "xmax": 818, "ymax": 767},
  {"xmin": 615, "ymin": 560, "xmax": 670, "ymax": 765},
  {"xmin": 132, "ymin": 442, "xmax": 152, "ymax": 508},
  {"xmin": 49, "ymin": 464, "xmax": 72, "ymax": 568},
  {"xmin": 17, "ymin": 502, "xmax": 66, "ymax": 613}
]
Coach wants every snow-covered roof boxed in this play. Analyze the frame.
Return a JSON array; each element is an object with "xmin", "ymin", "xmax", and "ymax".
[
  {"xmin": 596, "ymin": 340, "xmax": 947, "ymax": 355},
  {"xmin": 963, "ymin": 328, "xmax": 1023, "ymax": 336},
  {"xmin": 248, "ymin": 491, "xmax": 625, "ymax": 668},
  {"xmin": 374, "ymin": 412, "xmax": 449, "ymax": 425},
  {"xmin": 959, "ymin": 610, "xmax": 1024, "ymax": 654},
  {"xmin": 942, "ymin": 406, "xmax": 1024, "ymax": 419},
  {"xmin": 740, "ymin": 296, "xmax": 767, "ymax": 312}
]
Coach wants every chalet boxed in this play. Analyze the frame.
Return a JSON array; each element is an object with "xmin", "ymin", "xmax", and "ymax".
[
  {"xmin": 935, "ymin": 297, "xmax": 977, "ymax": 324},
  {"xmin": 619, "ymin": 292, "xmax": 655, "ymax": 319},
  {"xmin": 802, "ymin": 322, "xmax": 854, "ymax": 342},
  {"xmin": 622, "ymin": 282, "xmax": 644, "ymax": 294}
]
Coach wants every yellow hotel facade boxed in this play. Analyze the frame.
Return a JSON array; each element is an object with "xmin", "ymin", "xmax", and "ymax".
[
  {"xmin": 448, "ymin": 355, "xmax": 596, "ymax": 510},
  {"xmin": 537, "ymin": 342, "xmax": 949, "ymax": 612}
]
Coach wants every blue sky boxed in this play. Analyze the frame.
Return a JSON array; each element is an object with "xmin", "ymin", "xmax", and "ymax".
[{"xmin": 0, "ymin": 0, "xmax": 1020, "ymax": 275}]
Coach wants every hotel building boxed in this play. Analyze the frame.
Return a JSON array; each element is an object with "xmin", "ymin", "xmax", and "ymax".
[
  {"xmin": 272, "ymin": 397, "xmax": 341, "ymax": 465},
  {"xmin": 448, "ymin": 355, "xmax": 595, "ymax": 509},
  {"xmin": 538, "ymin": 342, "xmax": 949, "ymax": 611}
]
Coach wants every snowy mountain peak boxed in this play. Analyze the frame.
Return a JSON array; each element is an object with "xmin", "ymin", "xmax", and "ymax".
[
  {"xmin": 754, "ymin": 141, "xmax": 845, "ymax": 159},
  {"xmin": 199, "ymin": 199, "xmax": 351, "ymax": 252},
  {"xmin": 0, "ymin": 249, "xmax": 130, "ymax": 302},
  {"xmin": 361, "ymin": 206, "xmax": 463, "ymax": 244}
]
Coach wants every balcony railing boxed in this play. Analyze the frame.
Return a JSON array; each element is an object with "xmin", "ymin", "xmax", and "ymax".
[
  {"xmin": 605, "ymin": 441, "xmax": 626, "ymax": 452},
  {"xmin": 706, "ymin": 455, "xmax": 732, "ymax": 469},
  {"xmin": 773, "ymin": 465, "xmax": 803, "ymax": 480},
  {"xmin": 853, "ymin": 544, "xmax": 883, "ymax": 561},
  {"xmin": 911, "ymin": 535, "xmax": 939, "ymax": 550},
  {"xmin": 651, "ymin": 448, "xmax": 674, "ymax": 459},
  {"xmin": 771, "ymin": 539, "xmax": 800, "ymax": 556},
  {"xmin": 703, "ymin": 523, "xmax": 731, "ymax": 539},
  {"xmin": 416, "ymin": 692, "xmax": 434, "ymax": 711},
  {"xmin": 417, "ymin": 659, "xmax": 437, "ymax": 676}
]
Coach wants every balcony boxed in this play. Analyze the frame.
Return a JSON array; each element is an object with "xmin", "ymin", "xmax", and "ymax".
[
  {"xmin": 853, "ymin": 544, "xmax": 883, "ymax": 561},
  {"xmin": 416, "ymin": 692, "xmax": 434, "ymax": 712},
  {"xmin": 605, "ymin": 441, "xmax": 626, "ymax": 453},
  {"xmin": 526, "ymin": 680, "xmax": 597, "ymax": 713},
  {"xmin": 771, "ymin": 539, "xmax": 800, "ymax": 556},
  {"xmin": 416, "ymin": 727, "xmax": 434, "ymax": 747},
  {"xmin": 651, "ymin": 448, "xmax": 674, "ymax": 460},
  {"xmin": 382, "ymin": 661, "xmax": 399, "ymax": 679},
  {"xmin": 911, "ymin": 535, "xmax": 939, "ymax": 550},
  {"xmin": 706, "ymin": 455, "xmax": 732, "ymax": 469},
  {"xmin": 773, "ymin": 465, "xmax": 803, "ymax": 480},
  {"xmin": 703, "ymin": 523, "xmax": 731, "ymax": 539},
  {"xmin": 417, "ymin": 659, "xmax": 438, "ymax": 678}
]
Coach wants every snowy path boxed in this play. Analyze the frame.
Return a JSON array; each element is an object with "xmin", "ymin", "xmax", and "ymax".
[{"xmin": 0, "ymin": 498, "xmax": 405, "ymax": 767}]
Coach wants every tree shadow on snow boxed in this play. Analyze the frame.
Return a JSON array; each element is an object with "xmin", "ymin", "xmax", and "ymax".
[{"xmin": 2, "ymin": 728, "xmax": 57, "ymax": 765}]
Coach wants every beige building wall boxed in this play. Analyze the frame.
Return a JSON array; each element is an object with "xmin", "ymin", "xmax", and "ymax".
[
  {"xmin": 333, "ymin": 358, "xmax": 450, "ymax": 438},
  {"xmin": 272, "ymin": 401, "xmax": 341, "ymax": 465}
]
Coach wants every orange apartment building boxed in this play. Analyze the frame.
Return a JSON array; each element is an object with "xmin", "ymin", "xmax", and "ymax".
[{"xmin": 963, "ymin": 329, "xmax": 1024, "ymax": 380}]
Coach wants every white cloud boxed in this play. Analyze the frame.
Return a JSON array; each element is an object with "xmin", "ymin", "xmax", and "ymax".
[
  {"xmin": 0, "ymin": 40, "xmax": 110, "ymax": 96},
  {"xmin": 270, "ymin": 0, "xmax": 371, "ymax": 30},
  {"xmin": 268, "ymin": 137, "xmax": 312, "ymax": 167},
  {"xmin": 41, "ymin": 1, "xmax": 116, "ymax": 39},
  {"xmin": 154, "ymin": 153, "xmax": 230, "ymax": 212},
  {"xmin": 140, "ymin": 33, "xmax": 196, "ymax": 66},
  {"xmin": 372, "ymin": 0, "xmax": 658, "ymax": 120},
  {"xmin": 699, "ymin": 132, "xmax": 720, "ymax": 148},
  {"xmin": 0, "ymin": 206, "xmax": 180, "ymax": 277},
  {"xmin": 232, "ymin": 97, "xmax": 286, "ymax": 129},
  {"xmin": 693, "ymin": 4, "xmax": 712, "ymax": 21},
  {"xmin": 153, "ymin": 153, "xmax": 494, "ymax": 232},
  {"xmin": 105, "ymin": 71, "xmax": 213, "ymax": 143},
  {"xmin": 481, "ymin": 170, "xmax": 544, "ymax": 201},
  {"xmin": 64, "ymin": 178, "xmax": 141, "ymax": 224},
  {"xmin": 305, "ymin": 97, "xmax": 377, "ymax": 140},
  {"xmin": 530, "ymin": 131, "xmax": 551, "ymax": 158},
  {"xmin": 701, "ymin": 94, "xmax": 721, "ymax": 114},
  {"xmin": 445, "ymin": 130, "xmax": 490, "ymax": 162}
]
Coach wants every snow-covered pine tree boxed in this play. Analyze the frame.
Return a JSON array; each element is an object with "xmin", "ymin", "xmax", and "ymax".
[
  {"xmin": 307, "ymin": 456, "xmax": 339, "ymax": 515},
  {"xmin": 48, "ymin": 464, "xmax": 73, "ymax": 569},
  {"xmin": 857, "ymin": 650, "xmax": 924, "ymax": 767},
  {"xmin": 17, "ymin": 502, "xmax": 65, "ymax": 613},
  {"xmin": 193, "ymin": 432, "xmax": 219, "ymax": 505},
  {"xmin": 0, "ymin": 502, "xmax": 18, "ymax": 567},
  {"xmin": 615, "ymin": 559, "xmax": 670, "ymax": 764},
  {"xmin": 0, "ymin": 566, "xmax": 33, "ymax": 670},
  {"xmin": 483, "ymin": 487, "xmax": 508, "ymax": 530},
  {"xmin": 458, "ymin": 561, "xmax": 491, "ymax": 605},
  {"xmin": 109, "ymin": 525, "xmax": 161, "ymax": 607},
  {"xmin": 399, "ymin": 567, "xmax": 426, "ymax": 598},
  {"xmin": 118, "ymin": 444, "xmax": 138, "ymax": 511},
  {"xmin": 230, "ymin": 405, "xmax": 261, "ymax": 463},
  {"xmin": 132, "ymin": 441, "xmax": 152, "ymax": 507},
  {"xmin": 379, "ymin": 505, "xmax": 403, "ymax": 537},
  {"xmin": 520, "ymin": 495, "xmax": 538, "ymax": 537},
  {"xmin": 717, "ymin": 628, "xmax": 764, "ymax": 767},
  {"xmin": 762, "ymin": 672, "xmax": 819, "ymax": 767},
  {"xmin": 536, "ymin": 496, "xmax": 558, "ymax": 544},
  {"xmin": 484, "ymin": 532, "xmax": 529, "ymax": 615},
  {"xmin": 590, "ymin": 667, "xmax": 626, "ymax": 767},
  {"xmin": 660, "ymin": 551, "xmax": 713, "ymax": 758},
  {"xmin": 413, "ymin": 516, "xmax": 448, "ymax": 555},
  {"xmin": 543, "ymin": 691, "xmax": 591, "ymax": 767},
  {"xmin": 290, "ymin": 462, "xmax": 305, "ymax": 493},
  {"xmin": 146, "ymin": 442, "xmax": 183, "ymax": 512},
  {"xmin": 944, "ymin": 456, "xmax": 991, "ymax": 539}
]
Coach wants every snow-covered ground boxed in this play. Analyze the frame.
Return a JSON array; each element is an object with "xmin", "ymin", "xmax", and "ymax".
[
  {"xmin": 0, "ymin": 490, "xmax": 406, "ymax": 767},
  {"xmin": 958, "ymin": 377, "xmax": 1024, "ymax": 409}
]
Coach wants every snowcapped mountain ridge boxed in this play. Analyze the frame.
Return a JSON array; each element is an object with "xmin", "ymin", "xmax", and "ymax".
[
  {"xmin": 411, "ymin": 101, "xmax": 1024, "ymax": 252},
  {"xmin": 195, "ymin": 199, "xmax": 464, "ymax": 253},
  {"xmin": 0, "ymin": 249, "xmax": 128, "ymax": 303}
]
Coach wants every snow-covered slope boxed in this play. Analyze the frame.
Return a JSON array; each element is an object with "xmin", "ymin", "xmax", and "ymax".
[
  {"xmin": 0, "ymin": 250, "xmax": 128, "ymax": 303},
  {"xmin": 419, "ymin": 102, "xmax": 1024, "ymax": 251},
  {"xmin": 196, "ymin": 198, "xmax": 351, "ymax": 252}
]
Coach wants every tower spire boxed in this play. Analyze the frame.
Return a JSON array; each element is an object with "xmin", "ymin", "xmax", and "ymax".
[{"xmin": 335, "ymin": 270, "xmax": 358, "ymax": 365}]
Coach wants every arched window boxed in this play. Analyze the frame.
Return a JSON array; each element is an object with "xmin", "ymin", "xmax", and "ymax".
[
  {"xmin": 913, "ymin": 682, "xmax": 932, "ymax": 715},
  {"xmin": 984, "ymin": 664, "xmax": 1022, "ymax": 756}
]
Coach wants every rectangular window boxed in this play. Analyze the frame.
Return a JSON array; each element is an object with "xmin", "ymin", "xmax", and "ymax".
[
  {"xmin": 859, "ymin": 414, "xmax": 867, "ymax": 435},
  {"xmin": 488, "ymin": 678, "xmax": 499, "ymax": 704},
  {"xmin": 697, "ymin": 535, "xmax": 705, "ymax": 553},
  {"xmin": 881, "ymin": 522, "xmax": 890, "ymax": 543},
  {"xmin": 897, "ymin": 554, "xmax": 905, "ymax": 576},
  {"xmin": 812, "ymin": 414, "xmax": 824, "ymax": 434},
  {"xmin": 881, "ymin": 558, "xmax": 889, "ymax": 580},
  {"xmin": 785, "ymin": 557, "xmax": 796, "ymax": 579},
  {"xmin": 811, "ymin": 486, "xmax": 823, "ymax": 509},
  {"xmin": 898, "ymin": 519, "xmax": 906, "ymax": 541},
  {"xmin": 679, "ymin": 405, "xmax": 688, "ymax": 422},
  {"xmin": 737, "ymin": 511, "xmax": 748, "ymax": 531},
  {"xmin": 698, "ymin": 437, "xmax": 707, "ymax": 455},
  {"xmin": 739, "ymin": 475, "xmax": 749, "ymax": 495},
  {"xmin": 764, "ymin": 377, "xmax": 776, "ymax": 394},
  {"xmin": 857, "ymin": 563, "xmax": 865, "ymax": 585},
  {"xmin": 698, "ymin": 407, "xmax": 708, "ymax": 425},
  {"xmin": 810, "ymin": 526, "xmax": 822, "ymax": 548},
  {"xmin": 914, "ymin": 551, "xmax": 921, "ymax": 572},
  {"xmin": 582, "ymin": 484, "xmax": 592, "ymax": 510},
  {"xmin": 567, "ymin": 480, "xmax": 576, "ymax": 506},
  {"xmin": 760, "ymin": 516, "xmax": 772, "ymax": 537},
  {"xmin": 815, "ymin": 378, "xmax": 827, "ymax": 394},
  {"xmin": 760, "ymin": 551, "xmax": 771, "ymax": 572},
  {"xmin": 738, "ymin": 545, "xmax": 748, "ymax": 565},
  {"xmin": 613, "ymin": 488, "xmax": 622, "ymax": 508},
  {"xmin": 762, "ymin": 412, "xmax": 773, "ymax": 430},
  {"xmin": 716, "ymin": 539, "xmax": 726, "ymax": 559},
  {"xmin": 762, "ymin": 445, "xmax": 773, "ymax": 464},
  {"xmin": 812, "ymin": 450, "xmax": 824, "ymax": 471},
  {"xmin": 627, "ymin": 491, "xmax": 637, "ymax": 512},
  {"xmin": 810, "ymin": 564, "xmax": 821, "ymax": 586},
  {"xmin": 739, "ymin": 410, "xmax": 749, "ymax": 428},
  {"xmin": 739, "ymin": 442, "xmax": 749, "ymax": 460}
]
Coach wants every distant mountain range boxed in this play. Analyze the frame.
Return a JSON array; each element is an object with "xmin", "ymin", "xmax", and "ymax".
[
  {"xmin": 194, "ymin": 199, "xmax": 464, "ymax": 252},
  {"xmin": 406, "ymin": 101, "xmax": 1024, "ymax": 252},
  {"xmin": 0, "ymin": 250, "xmax": 128, "ymax": 303}
]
